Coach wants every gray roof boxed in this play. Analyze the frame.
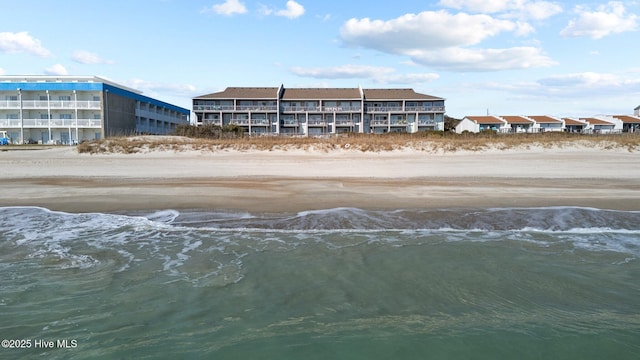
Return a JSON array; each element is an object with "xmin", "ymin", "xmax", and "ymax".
[
  {"xmin": 281, "ymin": 88, "xmax": 361, "ymax": 100},
  {"xmin": 193, "ymin": 86, "xmax": 445, "ymax": 102},
  {"xmin": 194, "ymin": 87, "xmax": 279, "ymax": 100},
  {"xmin": 363, "ymin": 89, "xmax": 443, "ymax": 101}
]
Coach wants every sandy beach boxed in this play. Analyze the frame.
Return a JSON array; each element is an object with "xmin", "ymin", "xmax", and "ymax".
[{"xmin": 1, "ymin": 145, "xmax": 639, "ymax": 213}]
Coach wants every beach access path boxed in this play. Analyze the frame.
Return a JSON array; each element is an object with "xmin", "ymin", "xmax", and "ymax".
[{"xmin": 1, "ymin": 145, "xmax": 639, "ymax": 213}]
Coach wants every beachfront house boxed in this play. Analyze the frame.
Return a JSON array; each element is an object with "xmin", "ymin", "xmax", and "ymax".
[
  {"xmin": 578, "ymin": 117, "xmax": 623, "ymax": 133},
  {"xmin": 501, "ymin": 116, "xmax": 534, "ymax": 133},
  {"xmin": 563, "ymin": 118, "xmax": 588, "ymax": 133},
  {"xmin": 529, "ymin": 115, "xmax": 564, "ymax": 132},
  {"xmin": 455, "ymin": 116, "xmax": 509, "ymax": 133},
  {"xmin": 193, "ymin": 85, "xmax": 445, "ymax": 135},
  {"xmin": 611, "ymin": 115, "xmax": 640, "ymax": 133},
  {"xmin": 0, "ymin": 76, "xmax": 190, "ymax": 145},
  {"xmin": 635, "ymin": 105, "xmax": 640, "ymax": 117}
]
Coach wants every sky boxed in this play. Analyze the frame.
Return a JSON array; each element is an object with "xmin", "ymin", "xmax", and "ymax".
[{"xmin": 1, "ymin": 0, "xmax": 639, "ymax": 119}]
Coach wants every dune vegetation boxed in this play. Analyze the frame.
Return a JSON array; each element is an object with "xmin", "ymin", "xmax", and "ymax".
[{"xmin": 75, "ymin": 126, "xmax": 640, "ymax": 154}]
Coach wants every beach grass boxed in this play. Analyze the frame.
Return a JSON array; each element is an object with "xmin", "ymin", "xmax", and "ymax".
[{"xmin": 75, "ymin": 131, "xmax": 640, "ymax": 154}]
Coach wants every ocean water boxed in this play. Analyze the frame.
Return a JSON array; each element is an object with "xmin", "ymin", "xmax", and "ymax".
[{"xmin": 1, "ymin": 206, "xmax": 639, "ymax": 359}]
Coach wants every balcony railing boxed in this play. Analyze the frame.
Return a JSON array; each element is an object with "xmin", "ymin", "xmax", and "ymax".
[
  {"xmin": 335, "ymin": 120, "xmax": 355, "ymax": 126},
  {"xmin": 194, "ymin": 105, "xmax": 234, "ymax": 111},
  {"xmin": 229, "ymin": 119, "xmax": 270, "ymax": 125},
  {"xmin": 371, "ymin": 120, "xmax": 389, "ymax": 126},
  {"xmin": 281, "ymin": 120, "xmax": 299, "ymax": 126},
  {"xmin": 366, "ymin": 106, "xmax": 445, "ymax": 112},
  {"xmin": 366, "ymin": 106, "xmax": 403, "ymax": 112},
  {"xmin": 281, "ymin": 106, "xmax": 320, "ymax": 112},
  {"xmin": 407, "ymin": 106, "xmax": 445, "ymax": 112},
  {"xmin": 322, "ymin": 106, "xmax": 361, "ymax": 112},
  {"xmin": 308, "ymin": 120, "xmax": 327, "ymax": 126},
  {"xmin": 0, "ymin": 100, "xmax": 102, "ymax": 109},
  {"xmin": 236, "ymin": 105, "xmax": 278, "ymax": 111},
  {"xmin": 0, "ymin": 119, "xmax": 102, "ymax": 128}
]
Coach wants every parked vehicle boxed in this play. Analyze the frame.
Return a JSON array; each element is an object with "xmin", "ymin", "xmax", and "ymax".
[{"xmin": 0, "ymin": 131, "xmax": 9, "ymax": 145}]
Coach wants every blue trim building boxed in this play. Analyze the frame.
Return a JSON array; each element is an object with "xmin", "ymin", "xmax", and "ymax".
[{"xmin": 0, "ymin": 76, "xmax": 190, "ymax": 144}]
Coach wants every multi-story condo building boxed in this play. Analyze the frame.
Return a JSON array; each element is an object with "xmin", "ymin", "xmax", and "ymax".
[
  {"xmin": 193, "ymin": 85, "xmax": 445, "ymax": 135},
  {"xmin": 0, "ymin": 76, "xmax": 190, "ymax": 144}
]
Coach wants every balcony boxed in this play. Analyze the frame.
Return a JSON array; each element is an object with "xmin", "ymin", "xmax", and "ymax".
[
  {"xmin": 0, "ymin": 100, "xmax": 20, "ymax": 108},
  {"xmin": 281, "ymin": 120, "xmax": 299, "ymax": 126},
  {"xmin": 280, "ymin": 106, "xmax": 320, "ymax": 112},
  {"xmin": 365, "ymin": 106, "xmax": 445, "ymax": 113},
  {"xmin": 370, "ymin": 120, "xmax": 389, "ymax": 126},
  {"xmin": 0, "ymin": 119, "xmax": 102, "ymax": 128},
  {"xmin": 308, "ymin": 120, "xmax": 327, "ymax": 126},
  {"xmin": 0, "ymin": 100, "xmax": 102, "ymax": 109},
  {"xmin": 366, "ymin": 106, "xmax": 403, "ymax": 112},
  {"xmin": 335, "ymin": 120, "xmax": 355, "ymax": 126},
  {"xmin": 406, "ymin": 106, "xmax": 445, "ymax": 112},
  {"xmin": 229, "ymin": 118, "xmax": 270, "ymax": 126},
  {"xmin": 322, "ymin": 106, "xmax": 361, "ymax": 112},
  {"xmin": 236, "ymin": 105, "xmax": 278, "ymax": 111},
  {"xmin": 193, "ymin": 105, "xmax": 234, "ymax": 111}
]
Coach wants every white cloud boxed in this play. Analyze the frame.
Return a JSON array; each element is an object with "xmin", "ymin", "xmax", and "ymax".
[
  {"xmin": 72, "ymin": 50, "xmax": 114, "ymax": 65},
  {"xmin": 0, "ymin": 31, "xmax": 51, "ymax": 57},
  {"xmin": 341, "ymin": 11, "xmax": 517, "ymax": 52},
  {"xmin": 291, "ymin": 64, "xmax": 395, "ymax": 78},
  {"xmin": 408, "ymin": 46, "xmax": 556, "ymax": 71},
  {"xmin": 203, "ymin": 0, "xmax": 247, "ymax": 16},
  {"xmin": 340, "ymin": 10, "xmax": 555, "ymax": 72},
  {"xmin": 276, "ymin": 1, "xmax": 305, "ymax": 19},
  {"xmin": 560, "ymin": 1, "xmax": 638, "ymax": 39},
  {"xmin": 289, "ymin": 64, "xmax": 439, "ymax": 84},
  {"xmin": 44, "ymin": 64, "xmax": 68, "ymax": 76},
  {"xmin": 521, "ymin": 1, "xmax": 563, "ymax": 20},
  {"xmin": 538, "ymin": 72, "xmax": 639, "ymax": 88},
  {"xmin": 438, "ymin": 0, "xmax": 562, "ymax": 20},
  {"xmin": 262, "ymin": 1, "xmax": 305, "ymax": 19},
  {"xmin": 125, "ymin": 79, "xmax": 198, "ymax": 96},
  {"xmin": 375, "ymin": 73, "xmax": 440, "ymax": 84}
]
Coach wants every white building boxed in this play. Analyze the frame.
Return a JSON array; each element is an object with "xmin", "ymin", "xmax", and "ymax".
[
  {"xmin": 455, "ymin": 116, "xmax": 510, "ymax": 133},
  {"xmin": 0, "ymin": 76, "xmax": 190, "ymax": 144}
]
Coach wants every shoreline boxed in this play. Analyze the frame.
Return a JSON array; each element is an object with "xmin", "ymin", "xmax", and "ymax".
[{"xmin": 1, "ymin": 146, "xmax": 639, "ymax": 213}]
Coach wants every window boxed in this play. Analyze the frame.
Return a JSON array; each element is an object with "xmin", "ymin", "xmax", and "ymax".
[
  {"xmin": 59, "ymin": 114, "xmax": 72, "ymax": 119},
  {"xmin": 59, "ymin": 96, "xmax": 71, "ymax": 101},
  {"xmin": 6, "ymin": 95, "xmax": 17, "ymax": 101}
]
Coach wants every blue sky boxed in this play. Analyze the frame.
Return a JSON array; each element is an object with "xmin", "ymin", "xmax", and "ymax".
[{"xmin": 1, "ymin": 0, "xmax": 639, "ymax": 118}]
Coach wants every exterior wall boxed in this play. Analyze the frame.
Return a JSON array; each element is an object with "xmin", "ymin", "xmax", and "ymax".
[
  {"xmin": 104, "ymin": 90, "xmax": 136, "ymax": 137},
  {"xmin": 455, "ymin": 118, "xmax": 479, "ymax": 133},
  {"xmin": 591, "ymin": 116, "xmax": 623, "ymax": 133},
  {"xmin": 0, "ymin": 76, "xmax": 189, "ymax": 143},
  {"xmin": 532, "ymin": 122, "xmax": 563, "ymax": 132}
]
